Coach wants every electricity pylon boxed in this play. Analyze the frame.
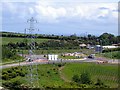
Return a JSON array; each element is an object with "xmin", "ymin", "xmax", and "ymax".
[{"xmin": 25, "ymin": 17, "xmax": 39, "ymax": 88}]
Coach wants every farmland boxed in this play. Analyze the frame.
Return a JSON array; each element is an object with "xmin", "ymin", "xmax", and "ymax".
[
  {"xmin": 1, "ymin": 37, "xmax": 50, "ymax": 45},
  {"xmin": 61, "ymin": 63, "xmax": 118, "ymax": 88},
  {"xmin": 1, "ymin": 32, "xmax": 119, "ymax": 89},
  {"xmin": 1, "ymin": 37, "xmax": 94, "ymax": 65},
  {"xmin": 2, "ymin": 63, "xmax": 118, "ymax": 89}
]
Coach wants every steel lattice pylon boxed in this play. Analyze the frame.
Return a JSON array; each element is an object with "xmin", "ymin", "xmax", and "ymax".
[{"xmin": 25, "ymin": 17, "xmax": 39, "ymax": 88}]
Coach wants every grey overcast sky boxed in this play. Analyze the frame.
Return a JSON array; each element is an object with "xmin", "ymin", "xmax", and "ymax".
[{"xmin": 1, "ymin": 0, "xmax": 119, "ymax": 36}]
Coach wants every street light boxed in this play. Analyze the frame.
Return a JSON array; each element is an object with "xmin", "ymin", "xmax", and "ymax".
[
  {"xmin": 100, "ymin": 40, "xmax": 102, "ymax": 54},
  {"xmin": 111, "ymin": 42, "xmax": 113, "ymax": 62}
]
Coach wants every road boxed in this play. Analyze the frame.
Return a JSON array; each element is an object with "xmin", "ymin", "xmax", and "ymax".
[{"xmin": 0, "ymin": 57, "xmax": 119, "ymax": 69}]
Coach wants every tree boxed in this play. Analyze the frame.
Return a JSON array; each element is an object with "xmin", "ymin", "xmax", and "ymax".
[
  {"xmin": 2, "ymin": 46, "xmax": 16, "ymax": 59},
  {"xmin": 94, "ymin": 78, "xmax": 109, "ymax": 88},
  {"xmin": 72, "ymin": 75, "xmax": 80, "ymax": 83},
  {"xmin": 3, "ymin": 80, "xmax": 22, "ymax": 89},
  {"xmin": 99, "ymin": 33, "xmax": 115, "ymax": 45},
  {"xmin": 2, "ymin": 74, "xmax": 9, "ymax": 80},
  {"xmin": 72, "ymin": 72, "xmax": 91, "ymax": 84},
  {"xmin": 80, "ymin": 72, "xmax": 91, "ymax": 84},
  {"xmin": 95, "ymin": 78, "xmax": 103, "ymax": 86}
]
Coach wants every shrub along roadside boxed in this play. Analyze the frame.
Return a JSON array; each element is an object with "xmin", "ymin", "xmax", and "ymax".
[
  {"xmin": 72, "ymin": 72, "xmax": 91, "ymax": 84},
  {"xmin": 2, "ymin": 67, "xmax": 26, "ymax": 80},
  {"xmin": 72, "ymin": 72, "xmax": 109, "ymax": 88}
]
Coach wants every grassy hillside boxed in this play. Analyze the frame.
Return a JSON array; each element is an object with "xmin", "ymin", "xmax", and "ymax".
[
  {"xmin": 62, "ymin": 63, "xmax": 118, "ymax": 88},
  {"xmin": 2, "ymin": 63, "xmax": 118, "ymax": 88},
  {"xmin": 1, "ymin": 37, "xmax": 50, "ymax": 45}
]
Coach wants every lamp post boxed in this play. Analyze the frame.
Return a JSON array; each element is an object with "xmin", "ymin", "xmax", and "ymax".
[
  {"xmin": 111, "ymin": 42, "xmax": 113, "ymax": 62},
  {"xmin": 100, "ymin": 40, "xmax": 102, "ymax": 54}
]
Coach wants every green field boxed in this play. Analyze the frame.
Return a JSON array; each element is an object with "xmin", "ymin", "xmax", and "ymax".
[
  {"xmin": 62, "ymin": 63, "xmax": 118, "ymax": 88},
  {"xmin": 1, "ymin": 37, "xmax": 94, "ymax": 55},
  {"xmin": 2, "ymin": 63, "xmax": 118, "ymax": 88},
  {"xmin": 1, "ymin": 37, "xmax": 95, "ymax": 65},
  {"xmin": 102, "ymin": 51, "xmax": 120, "ymax": 59},
  {"xmin": 1, "ymin": 37, "xmax": 50, "ymax": 45},
  {"xmin": 96, "ymin": 51, "xmax": 120, "ymax": 59},
  {"xmin": 22, "ymin": 49, "xmax": 94, "ymax": 55}
]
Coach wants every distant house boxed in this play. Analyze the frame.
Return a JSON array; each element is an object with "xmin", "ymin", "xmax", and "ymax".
[
  {"xmin": 102, "ymin": 46, "xmax": 119, "ymax": 49},
  {"xmin": 112, "ymin": 44, "xmax": 118, "ymax": 46},
  {"xmin": 63, "ymin": 52, "xmax": 85, "ymax": 57},
  {"xmin": 86, "ymin": 44, "xmax": 94, "ymax": 49},
  {"xmin": 118, "ymin": 43, "xmax": 120, "ymax": 46},
  {"xmin": 112, "ymin": 43, "xmax": 120, "ymax": 46},
  {"xmin": 74, "ymin": 53, "xmax": 85, "ymax": 57},
  {"xmin": 87, "ymin": 44, "xmax": 91, "ymax": 49},
  {"xmin": 64, "ymin": 53, "xmax": 74, "ymax": 56},
  {"xmin": 79, "ymin": 44, "xmax": 86, "ymax": 48}
]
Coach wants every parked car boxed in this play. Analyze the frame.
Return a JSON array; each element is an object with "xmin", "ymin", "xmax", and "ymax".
[
  {"xmin": 26, "ymin": 58, "xmax": 33, "ymax": 62},
  {"xmin": 87, "ymin": 54, "xmax": 95, "ymax": 59}
]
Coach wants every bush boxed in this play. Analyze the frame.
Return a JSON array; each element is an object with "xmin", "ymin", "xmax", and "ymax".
[
  {"xmin": 95, "ymin": 78, "xmax": 103, "ymax": 86},
  {"xmin": 19, "ymin": 72, "xmax": 25, "ymax": 77},
  {"xmin": 9, "ymin": 72, "xmax": 17, "ymax": 78},
  {"xmin": 16, "ymin": 70, "xmax": 25, "ymax": 77},
  {"xmin": 2, "ymin": 74, "xmax": 9, "ymax": 80},
  {"xmin": 2, "ymin": 71, "xmax": 8, "ymax": 75},
  {"xmin": 72, "ymin": 72, "xmax": 91, "ymax": 85},
  {"xmin": 57, "ymin": 63, "xmax": 65, "ymax": 67},
  {"xmin": 7, "ymin": 69, "xmax": 12, "ymax": 73},
  {"xmin": 72, "ymin": 75, "xmax": 80, "ymax": 83},
  {"xmin": 78, "ymin": 84, "xmax": 87, "ymax": 88},
  {"xmin": 80, "ymin": 72, "xmax": 91, "ymax": 84},
  {"xmin": 102, "ymin": 48, "xmax": 120, "ymax": 53},
  {"xmin": 2, "ymin": 67, "xmax": 26, "ymax": 81},
  {"xmin": 3, "ymin": 80, "xmax": 22, "ymax": 89},
  {"xmin": 47, "ymin": 71, "xmax": 50, "ymax": 74},
  {"xmin": 94, "ymin": 78, "xmax": 109, "ymax": 88},
  {"xmin": 58, "ymin": 64, "xmax": 62, "ymax": 67}
]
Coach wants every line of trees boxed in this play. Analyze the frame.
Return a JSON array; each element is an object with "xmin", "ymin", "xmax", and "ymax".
[
  {"xmin": 2, "ymin": 46, "xmax": 16, "ymax": 59},
  {"xmin": 1, "ymin": 32, "xmax": 120, "ymax": 46},
  {"xmin": 4, "ymin": 39, "xmax": 80, "ymax": 50},
  {"xmin": 2, "ymin": 46, "xmax": 23, "ymax": 62},
  {"xmin": 102, "ymin": 48, "xmax": 120, "ymax": 53}
]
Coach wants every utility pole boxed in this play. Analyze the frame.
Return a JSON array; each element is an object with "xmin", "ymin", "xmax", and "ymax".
[
  {"xmin": 25, "ymin": 17, "xmax": 39, "ymax": 88},
  {"xmin": 111, "ymin": 42, "xmax": 113, "ymax": 62},
  {"xmin": 100, "ymin": 40, "xmax": 102, "ymax": 54}
]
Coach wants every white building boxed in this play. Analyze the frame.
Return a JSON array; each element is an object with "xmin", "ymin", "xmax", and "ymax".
[
  {"xmin": 79, "ymin": 43, "xmax": 87, "ymax": 48},
  {"xmin": 95, "ymin": 45, "xmax": 103, "ymax": 52},
  {"xmin": 102, "ymin": 46, "xmax": 119, "ymax": 49},
  {"xmin": 48, "ymin": 54, "xmax": 58, "ymax": 61}
]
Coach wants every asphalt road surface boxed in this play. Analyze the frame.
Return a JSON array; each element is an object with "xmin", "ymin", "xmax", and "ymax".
[{"xmin": 0, "ymin": 58, "xmax": 119, "ymax": 69}]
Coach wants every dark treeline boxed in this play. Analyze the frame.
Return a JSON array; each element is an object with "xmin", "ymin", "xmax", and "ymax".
[
  {"xmin": 1, "ymin": 32, "xmax": 120, "ymax": 50},
  {"xmin": 2, "ymin": 46, "xmax": 22, "ymax": 61},
  {"xmin": 4, "ymin": 39, "xmax": 80, "ymax": 50},
  {"xmin": 102, "ymin": 48, "xmax": 120, "ymax": 53},
  {"xmin": 1, "ymin": 32, "xmax": 120, "ymax": 61},
  {"xmin": 1, "ymin": 32, "xmax": 61, "ymax": 39}
]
